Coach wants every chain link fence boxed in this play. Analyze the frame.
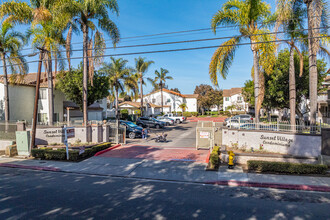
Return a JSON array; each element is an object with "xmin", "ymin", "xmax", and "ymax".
[{"xmin": 0, "ymin": 122, "xmax": 17, "ymax": 140}]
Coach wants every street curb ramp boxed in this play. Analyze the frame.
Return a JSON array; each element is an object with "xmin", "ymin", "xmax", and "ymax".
[{"xmin": 94, "ymin": 144, "xmax": 121, "ymax": 156}]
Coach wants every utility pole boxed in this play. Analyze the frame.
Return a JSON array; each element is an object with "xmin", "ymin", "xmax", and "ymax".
[{"xmin": 31, "ymin": 48, "xmax": 46, "ymax": 149}]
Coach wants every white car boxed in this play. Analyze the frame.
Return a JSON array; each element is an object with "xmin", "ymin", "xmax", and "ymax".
[
  {"xmin": 163, "ymin": 113, "xmax": 185, "ymax": 123},
  {"xmin": 157, "ymin": 116, "xmax": 175, "ymax": 126}
]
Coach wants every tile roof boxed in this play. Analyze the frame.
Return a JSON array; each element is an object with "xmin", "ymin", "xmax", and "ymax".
[
  {"xmin": 183, "ymin": 94, "xmax": 199, "ymax": 98},
  {"xmin": 223, "ymin": 88, "xmax": 242, "ymax": 97},
  {"xmin": 0, "ymin": 72, "xmax": 55, "ymax": 87},
  {"xmin": 118, "ymin": 101, "xmax": 141, "ymax": 108}
]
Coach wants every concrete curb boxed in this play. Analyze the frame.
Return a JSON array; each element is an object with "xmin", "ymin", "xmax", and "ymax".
[
  {"xmin": 205, "ymin": 180, "xmax": 330, "ymax": 192},
  {"xmin": 94, "ymin": 144, "xmax": 121, "ymax": 156},
  {"xmin": 0, "ymin": 163, "xmax": 61, "ymax": 172}
]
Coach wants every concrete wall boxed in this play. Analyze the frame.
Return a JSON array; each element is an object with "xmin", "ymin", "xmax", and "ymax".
[
  {"xmin": 186, "ymin": 98, "xmax": 198, "ymax": 112},
  {"xmin": 33, "ymin": 125, "xmax": 109, "ymax": 145},
  {"xmin": 0, "ymin": 140, "xmax": 15, "ymax": 150},
  {"xmin": 222, "ymin": 128, "xmax": 321, "ymax": 157}
]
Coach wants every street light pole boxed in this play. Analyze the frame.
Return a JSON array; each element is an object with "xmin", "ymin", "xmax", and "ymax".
[{"xmin": 30, "ymin": 49, "xmax": 45, "ymax": 149}]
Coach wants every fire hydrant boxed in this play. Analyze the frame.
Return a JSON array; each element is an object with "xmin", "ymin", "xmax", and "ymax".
[{"xmin": 228, "ymin": 151, "xmax": 235, "ymax": 169}]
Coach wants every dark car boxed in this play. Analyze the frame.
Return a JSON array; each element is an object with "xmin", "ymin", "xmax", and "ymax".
[
  {"xmin": 136, "ymin": 117, "xmax": 165, "ymax": 129},
  {"xmin": 120, "ymin": 120, "xmax": 143, "ymax": 139}
]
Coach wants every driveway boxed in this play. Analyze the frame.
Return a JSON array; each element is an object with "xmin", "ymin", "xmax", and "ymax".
[{"xmin": 125, "ymin": 121, "xmax": 197, "ymax": 148}]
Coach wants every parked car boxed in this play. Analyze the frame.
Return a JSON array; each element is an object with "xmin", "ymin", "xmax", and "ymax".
[
  {"xmin": 224, "ymin": 114, "xmax": 253, "ymax": 126},
  {"xmin": 156, "ymin": 116, "xmax": 175, "ymax": 126},
  {"xmin": 120, "ymin": 120, "xmax": 143, "ymax": 139},
  {"xmin": 136, "ymin": 117, "xmax": 165, "ymax": 129},
  {"xmin": 240, "ymin": 123, "xmax": 277, "ymax": 131},
  {"xmin": 163, "ymin": 113, "xmax": 185, "ymax": 123}
]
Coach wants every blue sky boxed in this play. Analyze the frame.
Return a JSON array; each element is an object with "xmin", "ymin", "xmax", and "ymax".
[{"xmin": 16, "ymin": 0, "xmax": 287, "ymax": 94}]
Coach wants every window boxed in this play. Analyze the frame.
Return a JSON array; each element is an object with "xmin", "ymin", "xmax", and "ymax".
[
  {"xmin": 37, "ymin": 113, "xmax": 47, "ymax": 123},
  {"xmin": 237, "ymin": 96, "xmax": 242, "ymax": 101},
  {"xmin": 54, "ymin": 113, "xmax": 59, "ymax": 122},
  {"xmin": 39, "ymin": 89, "xmax": 47, "ymax": 100},
  {"xmin": 167, "ymin": 99, "xmax": 171, "ymax": 103},
  {"xmin": 225, "ymin": 97, "xmax": 229, "ymax": 101},
  {"xmin": 152, "ymin": 98, "xmax": 156, "ymax": 104}
]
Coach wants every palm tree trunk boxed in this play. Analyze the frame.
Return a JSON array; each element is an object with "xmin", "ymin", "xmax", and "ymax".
[
  {"xmin": 161, "ymin": 82, "xmax": 163, "ymax": 113},
  {"xmin": 140, "ymin": 76, "xmax": 143, "ymax": 116},
  {"xmin": 1, "ymin": 53, "xmax": 9, "ymax": 123},
  {"xmin": 83, "ymin": 25, "xmax": 89, "ymax": 125},
  {"xmin": 252, "ymin": 48, "xmax": 260, "ymax": 124},
  {"xmin": 305, "ymin": 0, "xmax": 318, "ymax": 129},
  {"xmin": 46, "ymin": 52, "xmax": 54, "ymax": 125},
  {"xmin": 289, "ymin": 45, "xmax": 296, "ymax": 132},
  {"xmin": 115, "ymin": 88, "xmax": 119, "ymax": 120}
]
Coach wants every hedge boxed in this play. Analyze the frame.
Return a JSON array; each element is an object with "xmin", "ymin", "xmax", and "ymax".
[
  {"xmin": 31, "ymin": 142, "xmax": 112, "ymax": 161},
  {"xmin": 247, "ymin": 160, "xmax": 328, "ymax": 175}
]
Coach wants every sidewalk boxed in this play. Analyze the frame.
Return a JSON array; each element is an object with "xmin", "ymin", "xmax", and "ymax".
[{"xmin": 0, "ymin": 155, "xmax": 329, "ymax": 192}]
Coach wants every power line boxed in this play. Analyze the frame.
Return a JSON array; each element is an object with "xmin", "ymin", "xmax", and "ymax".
[
  {"xmin": 17, "ymin": 15, "xmax": 322, "ymax": 53},
  {"xmin": 0, "ymin": 35, "xmax": 327, "ymax": 69},
  {"xmin": 7, "ymin": 26, "xmax": 329, "ymax": 59}
]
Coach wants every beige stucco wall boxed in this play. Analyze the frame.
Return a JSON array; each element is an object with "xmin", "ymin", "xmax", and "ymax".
[{"xmin": 222, "ymin": 128, "xmax": 321, "ymax": 157}]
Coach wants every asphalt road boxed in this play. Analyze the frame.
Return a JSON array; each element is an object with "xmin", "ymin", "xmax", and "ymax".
[
  {"xmin": 1, "ymin": 167, "xmax": 329, "ymax": 220},
  {"xmin": 126, "ymin": 121, "xmax": 197, "ymax": 148}
]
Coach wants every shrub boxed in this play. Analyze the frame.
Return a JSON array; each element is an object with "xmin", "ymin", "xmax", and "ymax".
[
  {"xmin": 120, "ymin": 109, "xmax": 129, "ymax": 120},
  {"xmin": 32, "ymin": 142, "xmax": 112, "ymax": 161},
  {"xmin": 176, "ymin": 111, "xmax": 182, "ymax": 116},
  {"xmin": 247, "ymin": 160, "xmax": 328, "ymax": 175},
  {"xmin": 191, "ymin": 112, "xmax": 199, "ymax": 117},
  {"xmin": 209, "ymin": 152, "xmax": 219, "ymax": 169},
  {"xmin": 183, "ymin": 112, "xmax": 192, "ymax": 117},
  {"xmin": 212, "ymin": 146, "xmax": 220, "ymax": 154}
]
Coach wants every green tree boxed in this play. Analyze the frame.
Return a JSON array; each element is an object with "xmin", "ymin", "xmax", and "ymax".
[
  {"xmin": 99, "ymin": 57, "xmax": 136, "ymax": 120},
  {"xmin": 242, "ymin": 49, "xmax": 328, "ymax": 120},
  {"xmin": 275, "ymin": 0, "xmax": 306, "ymax": 129},
  {"xmin": 209, "ymin": 0, "xmax": 276, "ymax": 123},
  {"xmin": 208, "ymin": 89, "xmax": 223, "ymax": 114},
  {"xmin": 194, "ymin": 84, "xmax": 214, "ymax": 115},
  {"xmin": 60, "ymin": 0, "xmax": 120, "ymax": 125},
  {"xmin": 56, "ymin": 66, "xmax": 109, "ymax": 110},
  {"xmin": 0, "ymin": 0, "xmax": 67, "ymax": 125},
  {"xmin": 0, "ymin": 21, "xmax": 27, "ymax": 123},
  {"xmin": 154, "ymin": 68, "xmax": 173, "ymax": 113},
  {"xmin": 134, "ymin": 57, "xmax": 154, "ymax": 115},
  {"xmin": 276, "ymin": 0, "xmax": 329, "ymax": 125},
  {"xmin": 170, "ymin": 88, "xmax": 181, "ymax": 94}
]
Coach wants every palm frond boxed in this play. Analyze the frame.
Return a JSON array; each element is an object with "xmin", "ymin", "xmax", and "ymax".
[{"xmin": 209, "ymin": 37, "xmax": 240, "ymax": 86}]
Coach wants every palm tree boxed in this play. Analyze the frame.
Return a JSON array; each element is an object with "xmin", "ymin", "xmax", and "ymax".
[
  {"xmin": 0, "ymin": 0, "xmax": 67, "ymax": 125},
  {"xmin": 154, "ymin": 68, "xmax": 173, "ymax": 113},
  {"xmin": 134, "ymin": 57, "xmax": 154, "ymax": 116},
  {"xmin": 99, "ymin": 57, "xmax": 136, "ymax": 121},
  {"xmin": 61, "ymin": 0, "xmax": 120, "ymax": 125},
  {"xmin": 28, "ymin": 21, "xmax": 67, "ymax": 125},
  {"xmin": 0, "ymin": 20, "xmax": 27, "ymax": 123},
  {"xmin": 276, "ymin": 0, "xmax": 329, "ymax": 128},
  {"xmin": 179, "ymin": 103, "xmax": 187, "ymax": 112},
  {"xmin": 209, "ymin": 0, "xmax": 276, "ymax": 123},
  {"xmin": 147, "ymin": 77, "xmax": 160, "ymax": 92},
  {"xmin": 276, "ymin": 0, "xmax": 306, "ymax": 130}
]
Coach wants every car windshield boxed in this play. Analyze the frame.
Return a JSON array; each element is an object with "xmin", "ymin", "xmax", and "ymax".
[{"xmin": 125, "ymin": 122, "xmax": 137, "ymax": 127}]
